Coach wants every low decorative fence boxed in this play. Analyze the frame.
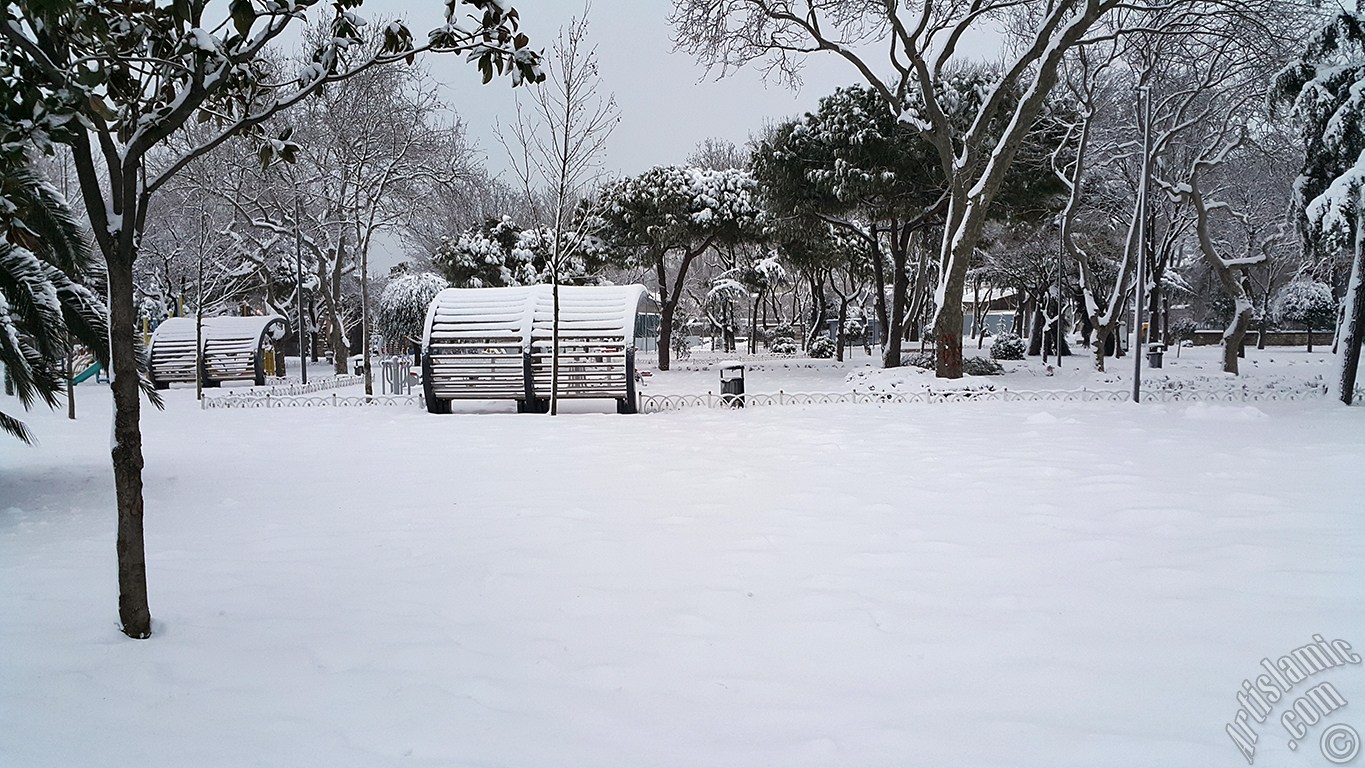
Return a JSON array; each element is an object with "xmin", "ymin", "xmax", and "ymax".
[
  {"xmin": 201, "ymin": 392, "xmax": 422, "ymax": 409},
  {"xmin": 198, "ymin": 383, "xmax": 1358, "ymax": 410},
  {"xmin": 228, "ymin": 375, "xmax": 363, "ymax": 398},
  {"xmin": 638, "ymin": 384, "xmax": 1339, "ymax": 412}
]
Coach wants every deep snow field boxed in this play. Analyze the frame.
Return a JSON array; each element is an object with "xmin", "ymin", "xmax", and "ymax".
[{"xmin": 2, "ymin": 345, "xmax": 1364, "ymax": 768}]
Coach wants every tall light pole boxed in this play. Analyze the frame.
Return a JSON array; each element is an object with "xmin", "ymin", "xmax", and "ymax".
[
  {"xmin": 1132, "ymin": 85, "xmax": 1154, "ymax": 403},
  {"xmin": 294, "ymin": 195, "xmax": 308, "ymax": 385},
  {"xmin": 1057, "ymin": 215, "xmax": 1065, "ymax": 368},
  {"xmin": 195, "ymin": 206, "xmax": 206, "ymax": 401}
]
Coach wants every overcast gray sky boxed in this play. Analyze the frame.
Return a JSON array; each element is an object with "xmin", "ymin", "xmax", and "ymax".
[{"xmin": 363, "ymin": 0, "xmax": 870, "ymax": 177}]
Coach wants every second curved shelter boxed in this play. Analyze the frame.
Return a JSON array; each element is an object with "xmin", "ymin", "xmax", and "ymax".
[
  {"xmin": 421, "ymin": 284, "xmax": 649, "ymax": 414},
  {"xmin": 149, "ymin": 315, "xmax": 289, "ymax": 388}
]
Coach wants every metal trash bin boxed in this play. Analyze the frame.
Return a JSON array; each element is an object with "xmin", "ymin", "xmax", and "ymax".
[
  {"xmin": 1146, "ymin": 343, "xmax": 1166, "ymax": 369},
  {"xmin": 719, "ymin": 362, "xmax": 745, "ymax": 408}
]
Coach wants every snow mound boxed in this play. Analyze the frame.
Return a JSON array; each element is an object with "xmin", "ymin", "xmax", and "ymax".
[
  {"xmin": 1181, "ymin": 403, "xmax": 1269, "ymax": 422},
  {"xmin": 845, "ymin": 366, "xmax": 998, "ymax": 394}
]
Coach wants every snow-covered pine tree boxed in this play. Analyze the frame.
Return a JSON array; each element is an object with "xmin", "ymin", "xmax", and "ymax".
[
  {"xmin": 1273, "ymin": 279, "xmax": 1339, "ymax": 352},
  {"xmin": 592, "ymin": 166, "xmax": 764, "ymax": 370},
  {"xmin": 377, "ymin": 272, "xmax": 449, "ymax": 350},
  {"xmin": 432, "ymin": 216, "xmax": 547, "ymax": 288},
  {"xmin": 1274, "ymin": 4, "xmax": 1365, "ymax": 403}
]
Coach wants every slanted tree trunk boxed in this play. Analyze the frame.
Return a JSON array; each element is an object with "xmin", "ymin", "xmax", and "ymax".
[
  {"xmin": 1337, "ymin": 210, "xmax": 1364, "ymax": 405},
  {"xmin": 805, "ymin": 271, "xmax": 826, "ymax": 350},
  {"xmin": 1187, "ymin": 175, "xmax": 1257, "ymax": 374},
  {"xmin": 1210, "ymin": 267, "xmax": 1255, "ymax": 374}
]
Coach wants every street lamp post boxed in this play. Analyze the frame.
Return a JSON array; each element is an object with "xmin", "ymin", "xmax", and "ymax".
[
  {"xmin": 294, "ymin": 196, "xmax": 308, "ymax": 385},
  {"xmin": 1132, "ymin": 85, "xmax": 1154, "ymax": 403},
  {"xmin": 1057, "ymin": 216, "xmax": 1065, "ymax": 369}
]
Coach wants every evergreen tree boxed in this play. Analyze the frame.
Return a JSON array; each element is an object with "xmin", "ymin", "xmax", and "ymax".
[{"xmin": 1, "ymin": 163, "xmax": 110, "ymax": 443}]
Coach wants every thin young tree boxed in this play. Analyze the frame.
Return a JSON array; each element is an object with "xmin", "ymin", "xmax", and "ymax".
[
  {"xmin": 498, "ymin": 5, "xmax": 619, "ymax": 415},
  {"xmin": 1, "ymin": 0, "xmax": 541, "ymax": 638}
]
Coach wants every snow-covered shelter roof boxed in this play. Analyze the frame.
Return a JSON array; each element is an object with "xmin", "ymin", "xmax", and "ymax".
[
  {"xmin": 149, "ymin": 315, "xmax": 288, "ymax": 387},
  {"xmin": 421, "ymin": 284, "xmax": 649, "ymax": 350}
]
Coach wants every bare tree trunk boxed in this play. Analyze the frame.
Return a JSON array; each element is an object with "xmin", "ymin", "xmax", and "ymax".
[
  {"xmin": 805, "ymin": 271, "xmax": 826, "ymax": 350},
  {"xmin": 835, "ymin": 297, "xmax": 849, "ymax": 362},
  {"xmin": 107, "ymin": 254, "xmax": 152, "ymax": 639},
  {"xmin": 1257, "ymin": 298, "xmax": 1270, "ymax": 349},
  {"xmin": 551, "ymin": 279, "xmax": 560, "ymax": 415},
  {"xmin": 882, "ymin": 225, "xmax": 908, "ymax": 368},
  {"xmin": 361, "ymin": 243, "xmax": 372, "ymax": 396},
  {"xmin": 970, "ymin": 277, "xmax": 982, "ymax": 340},
  {"xmin": 1027, "ymin": 294, "xmax": 1044, "ymax": 356},
  {"xmin": 655, "ymin": 258, "xmax": 673, "ymax": 371},
  {"xmin": 1213, "ymin": 268, "xmax": 1255, "ymax": 375},
  {"xmin": 658, "ymin": 302, "xmax": 674, "ymax": 372},
  {"xmin": 870, "ymin": 229, "xmax": 888, "ymax": 343}
]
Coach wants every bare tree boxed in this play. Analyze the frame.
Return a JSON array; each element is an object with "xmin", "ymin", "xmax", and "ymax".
[
  {"xmin": 672, "ymin": 0, "xmax": 1288, "ymax": 378},
  {"xmin": 498, "ymin": 5, "xmax": 619, "ymax": 415}
]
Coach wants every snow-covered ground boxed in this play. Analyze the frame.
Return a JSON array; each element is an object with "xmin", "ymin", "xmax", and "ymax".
[{"xmin": 2, "ymin": 369, "xmax": 1363, "ymax": 767}]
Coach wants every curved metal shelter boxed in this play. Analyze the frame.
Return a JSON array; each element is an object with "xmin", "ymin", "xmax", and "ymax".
[
  {"xmin": 421, "ymin": 284, "xmax": 649, "ymax": 414},
  {"xmin": 149, "ymin": 315, "xmax": 289, "ymax": 388}
]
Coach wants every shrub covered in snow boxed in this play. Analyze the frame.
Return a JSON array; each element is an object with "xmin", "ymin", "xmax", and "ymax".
[
  {"xmin": 377, "ymin": 272, "xmax": 448, "ymax": 347},
  {"xmin": 809, "ymin": 335, "xmax": 834, "ymax": 358},
  {"xmin": 990, "ymin": 332, "xmax": 1026, "ymax": 360},
  {"xmin": 901, "ymin": 351, "xmax": 935, "ymax": 370},
  {"xmin": 765, "ymin": 324, "xmax": 798, "ymax": 355},
  {"xmin": 962, "ymin": 356, "xmax": 1005, "ymax": 376},
  {"xmin": 1274, "ymin": 280, "xmax": 1339, "ymax": 351}
]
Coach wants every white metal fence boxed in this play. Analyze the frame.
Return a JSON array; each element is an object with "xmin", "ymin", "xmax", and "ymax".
[
  {"xmin": 197, "ymin": 382, "xmax": 1358, "ymax": 410},
  {"xmin": 201, "ymin": 392, "xmax": 422, "ymax": 409},
  {"xmin": 638, "ymin": 384, "xmax": 1346, "ymax": 412},
  {"xmin": 230, "ymin": 375, "xmax": 363, "ymax": 398}
]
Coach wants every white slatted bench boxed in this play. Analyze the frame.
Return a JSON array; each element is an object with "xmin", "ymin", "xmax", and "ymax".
[
  {"xmin": 149, "ymin": 315, "xmax": 289, "ymax": 388},
  {"xmin": 421, "ymin": 284, "xmax": 648, "ymax": 414}
]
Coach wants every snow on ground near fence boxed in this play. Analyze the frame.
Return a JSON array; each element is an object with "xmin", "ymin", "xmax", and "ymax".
[{"xmin": 2, "ymin": 386, "xmax": 1363, "ymax": 767}]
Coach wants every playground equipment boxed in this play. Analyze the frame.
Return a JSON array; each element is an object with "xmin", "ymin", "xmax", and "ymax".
[
  {"xmin": 149, "ymin": 315, "xmax": 289, "ymax": 389},
  {"xmin": 420, "ymin": 284, "xmax": 649, "ymax": 414}
]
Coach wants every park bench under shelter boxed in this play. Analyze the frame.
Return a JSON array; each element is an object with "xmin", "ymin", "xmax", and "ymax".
[
  {"xmin": 149, "ymin": 315, "xmax": 289, "ymax": 388},
  {"xmin": 420, "ymin": 284, "xmax": 649, "ymax": 414}
]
